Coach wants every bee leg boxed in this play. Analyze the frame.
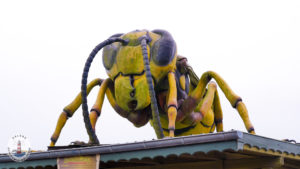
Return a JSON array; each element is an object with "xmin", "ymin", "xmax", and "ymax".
[
  {"xmin": 50, "ymin": 111, "xmax": 69, "ymax": 146},
  {"xmin": 236, "ymin": 100, "xmax": 255, "ymax": 134},
  {"xmin": 213, "ymin": 88, "xmax": 223, "ymax": 132},
  {"xmin": 167, "ymin": 72, "xmax": 178, "ymax": 137},
  {"xmin": 194, "ymin": 71, "xmax": 254, "ymax": 134},
  {"xmin": 50, "ymin": 78, "xmax": 102, "ymax": 146},
  {"xmin": 191, "ymin": 82, "xmax": 217, "ymax": 124},
  {"xmin": 205, "ymin": 71, "xmax": 255, "ymax": 134},
  {"xmin": 182, "ymin": 71, "xmax": 254, "ymax": 134},
  {"xmin": 89, "ymin": 79, "xmax": 110, "ymax": 132}
]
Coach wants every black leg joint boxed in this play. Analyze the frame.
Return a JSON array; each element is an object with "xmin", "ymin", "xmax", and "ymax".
[
  {"xmin": 215, "ymin": 118, "xmax": 223, "ymax": 124},
  {"xmin": 91, "ymin": 108, "xmax": 101, "ymax": 117},
  {"xmin": 233, "ymin": 98, "xmax": 243, "ymax": 108},
  {"xmin": 96, "ymin": 79, "xmax": 103, "ymax": 86},
  {"xmin": 207, "ymin": 74, "xmax": 212, "ymax": 82},
  {"xmin": 163, "ymin": 125, "xmax": 196, "ymax": 136},
  {"xmin": 63, "ymin": 108, "xmax": 73, "ymax": 118},
  {"xmin": 168, "ymin": 127, "xmax": 175, "ymax": 131},
  {"xmin": 51, "ymin": 137, "xmax": 57, "ymax": 144},
  {"xmin": 247, "ymin": 127, "xmax": 255, "ymax": 133},
  {"xmin": 167, "ymin": 104, "xmax": 178, "ymax": 110}
]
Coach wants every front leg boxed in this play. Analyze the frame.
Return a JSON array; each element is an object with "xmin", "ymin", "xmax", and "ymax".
[
  {"xmin": 89, "ymin": 78, "xmax": 110, "ymax": 132},
  {"xmin": 167, "ymin": 72, "xmax": 178, "ymax": 137},
  {"xmin": 50, "ymin": 78, "xmax": 102, "ymax": 146}
]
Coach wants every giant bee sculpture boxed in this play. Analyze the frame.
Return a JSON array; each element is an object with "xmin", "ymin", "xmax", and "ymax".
[{"xmin": 50, "ymin": 29, "xmax": 255, "ymax": 146}]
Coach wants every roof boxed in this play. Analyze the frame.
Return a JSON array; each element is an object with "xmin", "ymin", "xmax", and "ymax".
[{"xmin": 1, "ymin": 130, "xmax": 300, "ymax": 169}]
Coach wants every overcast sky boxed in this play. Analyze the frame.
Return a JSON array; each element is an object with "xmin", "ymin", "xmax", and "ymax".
[{"xmin": 0, "ymin": 0, "xmax": 300, "ymax": 153}]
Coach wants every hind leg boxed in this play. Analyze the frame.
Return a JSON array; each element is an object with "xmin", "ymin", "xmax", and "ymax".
[
  {"xmin": 89, "ymin": 79, "xmax": 110, "ymax": 132},
  {"xmin": 180, "ymin": 71, "xmax": 255, "ymax": 134},
  {"xmin": 207, "ymin": 71, "xmax": 254, "ymax": 134}
]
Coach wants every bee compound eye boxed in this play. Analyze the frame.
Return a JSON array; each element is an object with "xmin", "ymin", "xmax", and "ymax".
[
  {"xmin": 151, "ymin": 29, "xmax": 176, "ymax": 66},
  {"xmin": 102, "ymin": 33, "xmax": 125, "ymax": 70},
  {"xmin": 102, "ymin": 44, "xmax": 118, "ymax": 70}
]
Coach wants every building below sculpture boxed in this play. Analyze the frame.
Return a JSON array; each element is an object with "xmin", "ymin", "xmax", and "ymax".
[{"xmin": 0, "ymin": 131, "xmax": 299, "ymax": 169}]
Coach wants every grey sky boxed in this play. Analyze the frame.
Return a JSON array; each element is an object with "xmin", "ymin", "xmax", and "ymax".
[{"xmin": 0, "ymin": 0, "xmax": 299, "ymax": 153}]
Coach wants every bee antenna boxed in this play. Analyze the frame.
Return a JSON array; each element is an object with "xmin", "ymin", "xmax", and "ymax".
[
  {"xmin": 140, "ymin": 37, "xmax": 164, "ymax": 139},
  {"xmin": 81, "ymin": 37, "xmax": 128, "ymax": 144}
]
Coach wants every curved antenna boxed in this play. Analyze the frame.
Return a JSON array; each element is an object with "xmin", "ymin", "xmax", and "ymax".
[
  {"xmin": 140, "ymin": 36, "xmax": 165, "ymax": 139},
  {"xmin": 82, "ymin": 37, "xmax": 128, "ymax": 144}
]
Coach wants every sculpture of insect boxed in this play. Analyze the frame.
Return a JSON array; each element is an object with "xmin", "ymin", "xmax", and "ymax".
[{"xmin": 50, "ymin": 29, "xmax": 255, "ymax": 146}]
